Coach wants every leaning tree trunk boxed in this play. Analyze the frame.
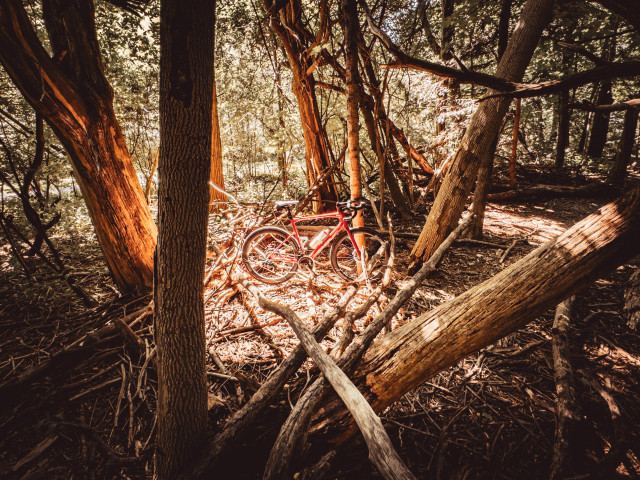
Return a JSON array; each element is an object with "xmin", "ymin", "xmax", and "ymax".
[
  {"xmin": 155, "ymin": 1, "xmax": 213, "ymax": 478},
  {"xmin": 607, "ymin": 106, "xmax": 639, "ymax": 188},
  {"xmin": 266, "ymin": 0, "xmax": 338, "ymax": 209},
  {"xmin": 0, "ymin": 0, "xmax": 156, "ymax": 291},
  {"xmin": 409, "ymin": 0, "xmax": 554, "ymax": 265},
  {"xmin": 311, "ymin": 186, "xmax": 640, "ymax": 443}
]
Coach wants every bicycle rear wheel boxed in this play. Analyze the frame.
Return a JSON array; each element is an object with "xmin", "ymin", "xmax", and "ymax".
[
  {"xmin": 330, "ymin": 227, "xmax": 388, "ymax": 282},
  {"xmin": 242, "ymin": 227, "xmax": 300, "ymax": 284}
]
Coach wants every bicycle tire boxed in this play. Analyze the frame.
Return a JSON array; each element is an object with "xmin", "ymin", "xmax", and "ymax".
[
  {"xmin": 330, "ymin": 227, "xmax": 388, "ymax": 282},
  {"xmin": 241, "ymin": 227, "xmax": 301, "ymax": 284}
]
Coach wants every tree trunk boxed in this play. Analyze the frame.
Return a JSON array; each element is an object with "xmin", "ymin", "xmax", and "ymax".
[
  {"xmin": 410, "ymin": 0, "xmax": 554, "ymax": 265},
  {"xmin": 0, "ymin": 0, "xmax": 156, "ymax": 292},
  {"xmin": 312, "ymin": 186, "xmax": 640, "ymax": 443},
  {"xmin": 155, "ymin": 1, "xmax": 212, "ymax": 477},
  {"xmin": 468, "ymin": 138, "xmax": 495, "ymax": 239},
  {"xmin": 209, "ymin": 2, "xmax": 226, "ymax": 211},
  {"xmin": 509, "ymin": 98, "xmax": 521, "ymax": 186},
  {"xmin": 607, "ymin": 106, "xmax": 639, "ymax": 188},
  {"xmin": 586, "ymin": 81, "xmax": 613, "ymax": 157},
  {"xmin": 342, "ymin": 0, "xmax": 363, "ymax": 229},
  {"xmin": 266, "ymin": 0, "xmax": 338, "ymax": 209},
  {"xmin": 555, "ymin": 89, "xmax": 571, "ymax": 167}
]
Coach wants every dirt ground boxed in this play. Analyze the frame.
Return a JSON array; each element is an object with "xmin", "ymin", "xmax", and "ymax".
[{"xmin": 1, "ymin": 171, "xmax": 639, "ymax": 479}]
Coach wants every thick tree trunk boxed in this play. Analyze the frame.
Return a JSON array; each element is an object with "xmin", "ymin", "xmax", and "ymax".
[
  {"xmin": 607, "ymin": 106, "xmax": 639, "ymax": 188},
  {"xmin": 342, "ymin": 0, "xmax": 363, "ymax": 229},
  {"xmin": 0, "ymin": 0, "xmax": 156, "ymax": 291},
  {"xmin": 266, "ymin": 0, "xmax": 338, "ymax": 209},
  {"xmin": 155, "ymin": 2, "xmax": 212, "ymax": 478},
  {"xmin": 312, "ymin": 186, "xmax": 640, "ymax": 443},
  {"xmin": 555, "ymin": 89, "xmax": 571, "ymax": 167},
  {"xmin": 410, "ymin": 0, "xmax": 554, "ymax": 265}
]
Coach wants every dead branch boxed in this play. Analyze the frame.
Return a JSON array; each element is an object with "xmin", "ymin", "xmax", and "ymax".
[
  {"xmin": 0, "ymin": 302, "xmax": 152, "ymax": 411},
  {"xmin": 186, "ymin": 286, "xmax": 358, "ymax": 479},
  {"xmin": 569, "ymin": 98, "xmax": 640, "ymax": 112},
  {"xmin": 240, "ymin": 276, "xmax": 415, "ymax": 480},
  {"xmin": 261, "ymin": 216, "xmax": 468, "ymax": 478}
]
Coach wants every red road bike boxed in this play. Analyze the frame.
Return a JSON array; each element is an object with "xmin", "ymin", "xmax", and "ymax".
[{"xmin": 241, "ymin": 199, "xmax": 388, "ymax": 284}]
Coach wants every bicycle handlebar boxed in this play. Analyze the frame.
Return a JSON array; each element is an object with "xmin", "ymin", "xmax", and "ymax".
[{"xmin": 336, "ymin": 198, "xmax": 368, "ymax": 212}]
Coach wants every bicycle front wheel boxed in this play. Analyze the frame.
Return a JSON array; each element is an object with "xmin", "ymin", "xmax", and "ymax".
[
  {"xmin": 241, "ymin": 227, "xmax": 300, "ymax": 284},
  {"xmin": 330, "ymin": 227, "xmax": 388, "ymax": 282}
]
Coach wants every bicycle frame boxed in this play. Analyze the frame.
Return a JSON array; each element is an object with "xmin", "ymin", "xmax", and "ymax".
[{"xmin": 272, "ymin": 209, "xmax": 362, "ymax": 264}]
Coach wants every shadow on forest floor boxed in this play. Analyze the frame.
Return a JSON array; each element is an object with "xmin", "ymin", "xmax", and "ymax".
[{"xmin": 1, "ymin": 169, "xmax": 639, "ymax": 479}]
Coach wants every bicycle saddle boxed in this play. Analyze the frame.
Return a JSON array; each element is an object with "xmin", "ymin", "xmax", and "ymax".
[{"xmin": 274, "ymin": 200, "xmax": 299, "ymax": 210}]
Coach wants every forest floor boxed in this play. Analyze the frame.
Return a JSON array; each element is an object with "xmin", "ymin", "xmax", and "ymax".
[{"xmin": 1, "ymin": 166, "xmax": 639, "ymax": 479}]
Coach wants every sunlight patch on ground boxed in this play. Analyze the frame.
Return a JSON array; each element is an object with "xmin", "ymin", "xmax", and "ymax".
[{"xmin": 483, "ymin": 204, "xmax": 570, "ymax": 244}]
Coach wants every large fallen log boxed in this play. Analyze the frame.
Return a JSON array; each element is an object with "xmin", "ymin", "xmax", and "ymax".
[
  {"xmin": 310, "ymin": 186, "xmax": 640, "ymax": 445},
  {"xmin": 487, "ymin": 182, "xmax": 616, "ymax": 202}
]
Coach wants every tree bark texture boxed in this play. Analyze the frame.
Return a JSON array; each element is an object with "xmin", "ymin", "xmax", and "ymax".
[
  {"xmin": 468, "ymin": 138, "xmax": 495, "ymax": 239},
  {"xmin": 155, "ymin": 2, "xmax": 213, "ymax": 478},
  {"xmin": 0, "ymin": 0, "xmax": 156, "ymax": 291},
  {"xmin": 342, "ymin": 0, "xmax": 364, "ymax": 228},
  {"xmin": 607, "ymin": 106, "xmax": 639, "ymax": 188},
  {"xmin": 409, "ymin": 0, "xmax": 554, "ymax": 264},
  {"xmin": 555, "ymin": 89, "xmax": 570, "ymax": 167},
  {"xmin": 266, "ymin": 0, "xmax": 338, "ymax": 209},
  {"xmin": 550, "ymin": 297, "xmax": 581, "ymax": 480},
  {"xmin": 313, "ymin": 186, "xmax": 640, "ymax": 444}
]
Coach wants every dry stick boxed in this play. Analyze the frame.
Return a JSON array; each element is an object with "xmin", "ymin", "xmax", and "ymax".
[
  {"xmin": 581, "ymin": 371, "xmax": 629, "ymax": 476},
  {"xmin": 187, "ymin": 286, "xmax": 358, "ymax": 479},
  {"xmin": 262, "ymin": 216, "xmax": 470, "ymax": 479},
  {"xmin": 0, "ymin": 302, "xmax": 152, "ymax": 408},
  {"xmin": 550, "ymin": 296, "xmax": 580, "ymax": 480},
  {"xmin": 240, "ymin": 277, "xmax": 415, "ymax": 480},
  {"xmin": 499, "ymin": 238, "xmax": 519, "ymax": 263}
]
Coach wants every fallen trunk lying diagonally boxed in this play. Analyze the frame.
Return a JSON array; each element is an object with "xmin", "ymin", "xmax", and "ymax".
[{"xmin": 311, "ymin": 186, "xmax": 640, "ymax": 445}]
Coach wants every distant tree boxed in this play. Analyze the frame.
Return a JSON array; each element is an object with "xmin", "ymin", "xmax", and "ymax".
[
  {"xmin": 154, "ymin": 0, "xmax": 213, "ymax": 477},
  {"xmin": 0, "ymin": 0, "xmax": 156, "ymax": 291}
]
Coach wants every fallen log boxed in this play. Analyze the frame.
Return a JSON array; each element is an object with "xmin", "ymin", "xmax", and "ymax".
[
  {"xmin": 309, "ymin": 186, "xmax": 640, "ymax": 447},
  {"xmin": 550, "ymin": 297, "xmax": 581, "ymax": 480},
  {"xmin": 487, "ymin": 182, "xmax": 616, "ymax": 202}
]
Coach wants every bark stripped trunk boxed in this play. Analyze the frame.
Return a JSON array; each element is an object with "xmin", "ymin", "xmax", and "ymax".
[
  {"xmin": 410, "ymin": 0, "xmax": 554, "ymax": 265},
  {"xmin": 312, "ymin": 186, "xmax": 640, "ymax": 444},
  {"xmin": 0, "ymin": 0, "xmax": 156, "ymax": 291},
  {"xmin": 209, "ymin": 2, "xmax": 226, "ymax": 211},
  {"xmin": 266, "ymin": 0, "xmax": 338, "ymax": 209},
  {"xmin": 155, "ymin": 1, "xmax": 212, "ymax": 477},
  {"xmin": 342, "ymin": 0, "xmax": 363, "ymax": 229}
]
